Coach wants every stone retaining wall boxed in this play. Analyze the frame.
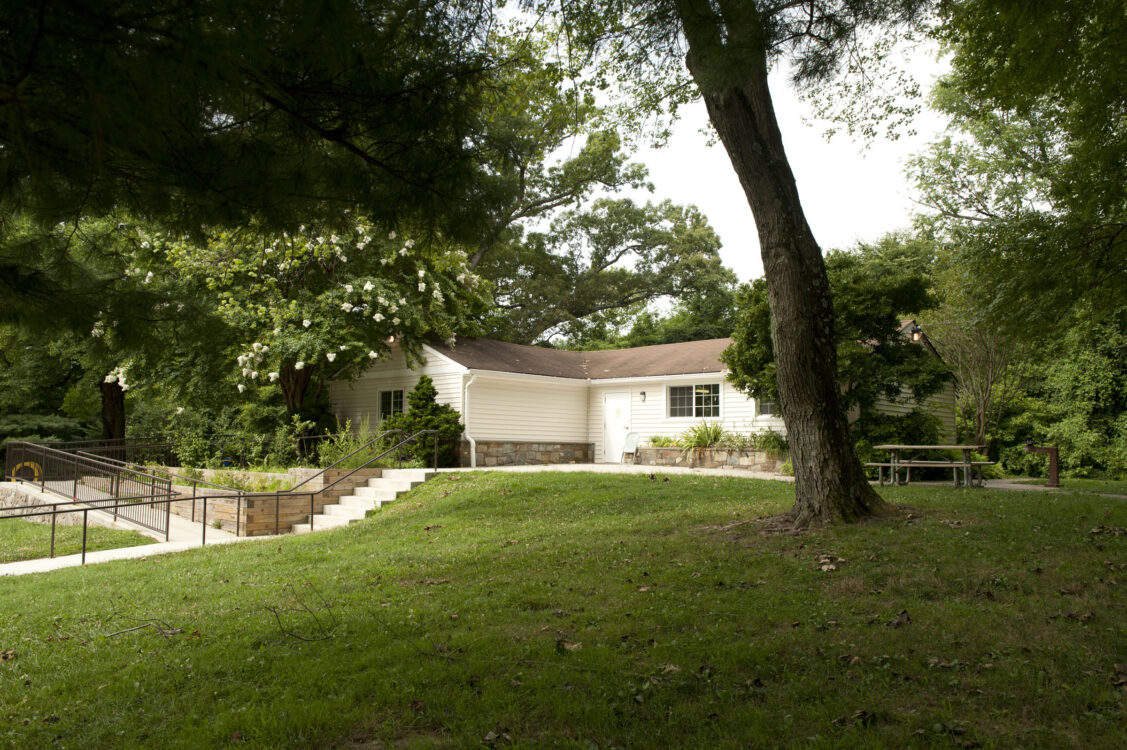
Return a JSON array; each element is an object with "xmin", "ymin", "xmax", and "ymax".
[
  {"xmin": 460, "ymin": 440, "xmax": 594, "ymax": 467},
  {"xmin": 634, "ymin": 447, "xmax": 786, "ymax": 473},
  {"xmin": 1, "ymin": 484, "xmax": 104, "ymax": 527},
  {"xmin": 169, "ymin": 468, "xmax": 384, "ymax": 536}
]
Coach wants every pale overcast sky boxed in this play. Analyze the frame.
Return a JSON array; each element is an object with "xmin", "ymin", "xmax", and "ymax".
[{"xmin": 633, "ymin": 64, "xmax": 949, "ymax": 282}]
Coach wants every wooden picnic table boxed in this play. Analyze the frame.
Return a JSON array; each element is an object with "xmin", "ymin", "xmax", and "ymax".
[{"xmin": 870, "ymin": 444, "xmax": 989, "ymax": 487}]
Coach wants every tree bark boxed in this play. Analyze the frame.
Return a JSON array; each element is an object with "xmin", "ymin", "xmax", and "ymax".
[
  {"xmin": 100, "ymin": 380, "xmax": 126, "ymax": 441},
  {"xmin": 280, "ymin": 363, "xmax": 313, "ymax": 414},
  {"xmin": 679, "ymin": 12, "xmax": 885, "ymax": 526}
]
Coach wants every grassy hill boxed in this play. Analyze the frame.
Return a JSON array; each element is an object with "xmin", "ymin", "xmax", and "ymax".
[{"xmin": 1, "ymin": 472, "xmax": 1124, "ymax": 748}]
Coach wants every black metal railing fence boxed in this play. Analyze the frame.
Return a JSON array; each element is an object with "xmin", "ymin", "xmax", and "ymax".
[
  {"xmin": 2, "ymin": 430, "xmax": 446, "ymax": 560},
  {"xmin": 3, "ymin": 442, "xmax": 173, "ymax": 536}
]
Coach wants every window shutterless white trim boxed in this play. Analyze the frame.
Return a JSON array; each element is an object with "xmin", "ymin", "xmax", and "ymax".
[
  {"xmin": 666, "ymin": 383, "xmax": 721, "ymax": 419},
  {"xmin": 378, "ymin": 389, "xmax": 404, "ymax": 422}
]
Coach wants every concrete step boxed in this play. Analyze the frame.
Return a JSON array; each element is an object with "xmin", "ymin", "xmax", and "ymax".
[
  {"xmin": 291, "ymin": 514, "xmax": 350, "ymax": 534},
  {"xmin": 323, "ymin": 504, "xmax": 369, "ymax": 519},
  {"xmin": 338, "ymin": 495, "xmax": 384, "ymax": 510},
  {"xmin": 353, "ymin": 486, "xmax": 404, "ymax": 501},
  {"xmin": 363, "ymin": 478, "xmax": 419, "ymax": 493},
  {"xmin": 380, "ymin": 469, "xmax": 438, "ymax": 483},
  {"xmin": 287, "ymin": 469, "xmax": 432, "ymax": 536}
]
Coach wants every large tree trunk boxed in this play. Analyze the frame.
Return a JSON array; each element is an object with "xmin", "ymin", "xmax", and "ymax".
[
  {"xmin": 279, "ymin": 363, "xmax": 313, "ymax": 414},
  {"xmin": 100, "ymin": 380, "xmax": 126, "ymax": 441},
  {"xmin": 679, "ymin": 12, "xmax": 885, "ymax": 526}
]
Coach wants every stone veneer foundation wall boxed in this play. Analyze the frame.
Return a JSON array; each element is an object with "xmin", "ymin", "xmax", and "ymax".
[
  {"xmin": 460, "ymin": 440, "xmax": 594, "ymax": 467},
  {"xmin": 634, "ymin": 447, "xmax": 786, "ymax": 473}
]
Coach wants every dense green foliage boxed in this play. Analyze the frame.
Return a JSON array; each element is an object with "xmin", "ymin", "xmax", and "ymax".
[
  {"xmin": 0, "ymin": 0, "xmax": 499, "ymax": 237},
  {"xmin": 900, "ymin": 2, "xmax": 1127, "ymax": 478},
  {"xmin": 2, "ymin": 474, "xmax": 1125, "ymax": 747},
  {"xmin": 479, "ymin": 198, "xmax": 734, "ymax": 343},
  {"xmin": 723, "ymin": 235, "xmax": 950, "ymax": 444},
  {"xmin": 915, "ymin": 0, "xmax": 1127, "ymax": 330},
  {"xmin": 987, "ymin": 310, "xmax": 1127, "ymax": 478},
  {"xmin": 382, "ymin": 375, "xmax": 465, "ymax": 467}
]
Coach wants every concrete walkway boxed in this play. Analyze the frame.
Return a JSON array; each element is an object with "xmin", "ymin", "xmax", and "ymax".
[{"xmin": 0, "ymin": 481, "xmax": 269, "ymax": 578}]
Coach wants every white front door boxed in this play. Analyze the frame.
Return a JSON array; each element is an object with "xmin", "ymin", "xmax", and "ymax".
[{"xmin": 602, "ymin": 392, "xmax": 631, "ymax": 462}]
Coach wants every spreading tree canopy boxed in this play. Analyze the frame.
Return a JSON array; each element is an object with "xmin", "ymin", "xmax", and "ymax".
[
  {"xmin": 0, "ymin": 0, "xmax": 499, "ymax": 233},
  {"xmin": 913, "ymin": 0, "xmax": 1127, "ymax": 330}
]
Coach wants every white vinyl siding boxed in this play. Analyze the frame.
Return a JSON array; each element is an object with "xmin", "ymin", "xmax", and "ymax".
[
  {"xmin": 587, "ymin": 377, "xmax": 782, "ymax": 461},
  {"xmin": 465, "ymin": 375, "xmax": 589, "ymax": 442},
  {"xmin": 329, "ymin": 346, "xmax": 464, "ymax": 430}
]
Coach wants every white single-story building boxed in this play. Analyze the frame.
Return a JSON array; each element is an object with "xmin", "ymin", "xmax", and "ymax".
[{"xmin": 329, "ymin": 335, "xmax": 956, "ymax": 467}]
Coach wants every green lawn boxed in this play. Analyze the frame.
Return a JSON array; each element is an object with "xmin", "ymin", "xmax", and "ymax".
[
  {"xmin": 1015, "ymin": 477, "xmax": 1127, "ymax": 495},
  {"xmin": 0, "ymin": 517, "xmax": 155, "ymax": 564},
  {"xmin": 0, "ymin": 472, "xmax": 1124, "ymax": 748}
]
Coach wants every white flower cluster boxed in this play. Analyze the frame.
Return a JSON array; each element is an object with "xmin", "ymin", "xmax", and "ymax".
[
  {"xmin": 90, "ymin": 322, "xmax": 105, "ymax": 338},
  {"xmin": 104, "ymin": 365, "xmax": 131, "ymax": 392},
  {"xmin": 236, "ymin": 342, "xmax": 272, "ymax": 393}
]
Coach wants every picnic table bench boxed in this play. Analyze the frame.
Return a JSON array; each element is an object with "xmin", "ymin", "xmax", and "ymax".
[{"xmin": 866, "ymin": 444, "xmax": 995, "ymax": 487}]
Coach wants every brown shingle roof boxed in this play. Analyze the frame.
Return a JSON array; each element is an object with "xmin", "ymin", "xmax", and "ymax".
[{"xmin": 426, "ymin": 338, "xmax": 731, "ymax": 380}]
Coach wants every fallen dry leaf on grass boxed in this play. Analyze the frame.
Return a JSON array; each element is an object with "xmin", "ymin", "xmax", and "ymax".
[
  {"xmin": 816, "ymin": 553, "xmax": 845, "ymax": 572},
  {"xmin": 886, "ymin": 610, "xmax": 912, "ymax": 628},
  {"xmin": 832, "ymin": 709, "xmax": 876, "ymax": 727},
  {"xmin": 0, "ymin": 649, "xmax": 14, "ymax": 662}
]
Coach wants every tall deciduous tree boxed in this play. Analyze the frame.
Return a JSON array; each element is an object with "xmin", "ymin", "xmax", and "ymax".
[
  {"xmin": 916, "ymin": 253, "xmax": 1027, "ymax": 448},
  {"xmin": 912, "ymin": 0, "xmax": 1127, "ymax": 331},
  {"xmin": 544, "ymin": 0, "xmax": 928, "ymax": 526},
  {"xmin": 479, "ymin": 198, "xmax": 732, "ymax": 343},
  {"xmin": 163, "ymin": 221, "xmax": 488, "ymax": 416}
]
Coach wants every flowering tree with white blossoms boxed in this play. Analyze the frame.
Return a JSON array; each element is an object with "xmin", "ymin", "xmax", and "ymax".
[{"xmin": 165, "ymin": 219, "xmax": 488, "ymax": 415}]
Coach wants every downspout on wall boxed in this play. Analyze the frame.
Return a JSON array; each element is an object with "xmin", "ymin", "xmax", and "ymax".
[{"xmin": 462, "ymin": 372, "xmax": 477, "ymax": 468}]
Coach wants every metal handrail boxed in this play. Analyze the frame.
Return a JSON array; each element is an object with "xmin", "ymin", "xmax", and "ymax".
[
  {"xmin": 0, "ymin": 494, "xmax": 176, "ymax": 564},
  {"xmin": 25, "ymin": 437, "xmax": 168, "ymax": 448},
  {"xmin": 3, "ymin": 429, "xmax": 447, "ymax": 545},
  {"xmin": 4, "ymin": 441, "xmax": 174, "ymax": 537},
  {"xmin": 5, "ymin": 442, "xmax": 174, "ymax": 489},
  {"xmin": 286, "ymin": 430, "xmax": 403, "ymax": 492},
  {"xmin": 318, "ymin": 429, "xmax": 438, "ymax": 496},
  {"xmin": 176, "ymin": 429, "xmax": 440, "ymax": 539},
  {"xmin": 76, "ymin": 451, "xmax": 245, "ymax": 494}
]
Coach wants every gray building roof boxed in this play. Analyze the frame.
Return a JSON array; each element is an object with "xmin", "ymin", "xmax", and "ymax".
[{"xmin": 426, "ymin": 338, "xmax": 731, "ymax": 380}]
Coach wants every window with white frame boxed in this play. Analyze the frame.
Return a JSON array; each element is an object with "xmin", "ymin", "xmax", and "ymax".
[
  {"xmin": 378, "ymin": 389, "xmax": 404, "ymax": 422},
  {"xmin": 756, "ymin": 399, "xmax": 777, "ymax": 416},
  {"xmin": 668, "ymin": 383, "xmax": 720, "ymax": 418}
]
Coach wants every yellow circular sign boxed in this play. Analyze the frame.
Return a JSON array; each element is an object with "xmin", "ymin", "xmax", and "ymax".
[{"xmin": 10, "ymin": 461, "xmax": 42, "ymax": 482}]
